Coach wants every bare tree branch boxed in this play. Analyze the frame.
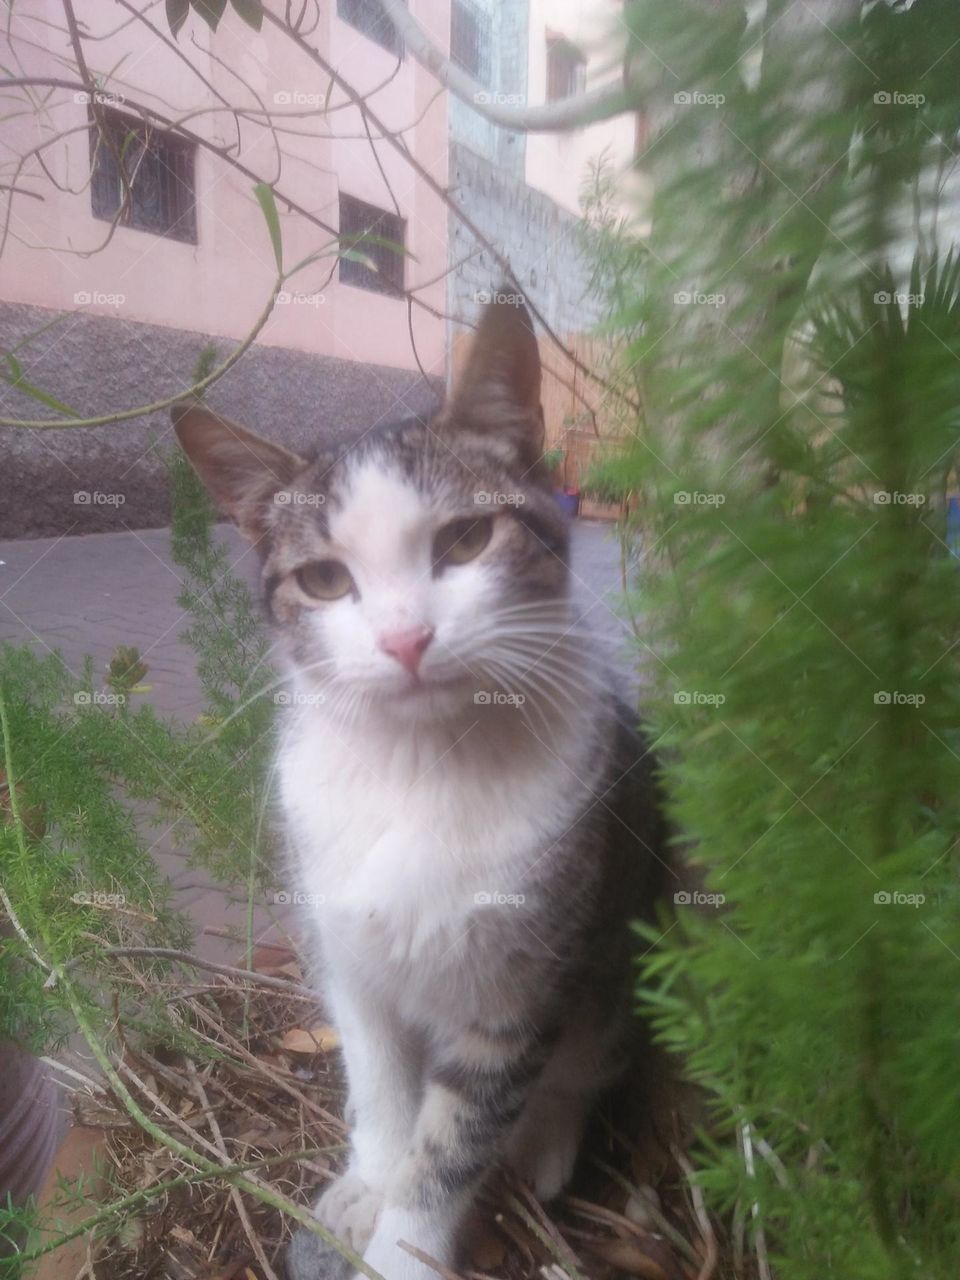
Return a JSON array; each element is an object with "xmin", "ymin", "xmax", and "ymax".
[
  {"xmin": 378, "ymin": 0, "xmax": 646, "ymax": 133},
  {"xmin": 0, "ymin": 2, "xmax": 631, "ymax": 431},
  {"xmin": 263, "ymin": 11, "xmax": 641, "ymax": 414}
]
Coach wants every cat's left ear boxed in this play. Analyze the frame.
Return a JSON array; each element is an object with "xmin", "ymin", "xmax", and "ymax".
[
  {"xmin": 172, "ymin": 401, "xmax": 306, "ymax": 542},
  {"xmin": 445, "ymin": 291, "xmax": 544, "ymax": 468}
]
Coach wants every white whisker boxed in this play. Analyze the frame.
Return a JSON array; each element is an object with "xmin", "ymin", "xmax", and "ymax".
[{"xmin": 481, "ymin": 652, "xmax": 579, "ymax": 729}]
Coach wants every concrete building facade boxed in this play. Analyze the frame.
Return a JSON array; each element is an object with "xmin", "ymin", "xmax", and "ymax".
[
  {"xmin": 0, "ymin": 0, "xmax": 449, "ymax": 536},
  {"xmin": 0, "ymin": 0, "xmax": 641, "ymax": 537}
]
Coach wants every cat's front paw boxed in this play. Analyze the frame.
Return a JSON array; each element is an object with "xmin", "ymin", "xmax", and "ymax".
[{"xmin": 315, "ymin": 1171, "xmax": 384, "ymax": 1253}]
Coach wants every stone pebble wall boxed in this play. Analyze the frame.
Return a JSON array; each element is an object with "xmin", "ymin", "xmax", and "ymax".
[
  {"xmin": 447, "ymin": 140, "xmax": 601, "ymax": 336},
  {"xmin": 0, "ymin": 302, "xmax": 442, "ymax": 538}
]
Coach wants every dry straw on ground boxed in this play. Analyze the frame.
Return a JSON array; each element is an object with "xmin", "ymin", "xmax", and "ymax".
[{"xmin": 42, "ymin": 944, "xmax": 722, "ymax": 1280}]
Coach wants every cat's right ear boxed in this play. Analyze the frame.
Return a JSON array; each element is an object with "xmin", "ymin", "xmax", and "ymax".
[{"xmin": 171, "ymin": 401, "xmax": 306, "ymax": 542}]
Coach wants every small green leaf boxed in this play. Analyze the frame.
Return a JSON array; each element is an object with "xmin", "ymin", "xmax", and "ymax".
[
  {"xmin": 166, "ymin": 0, "xmax": 190, "ymax": 36},
  {"xmin": 254, "ymin": 183, "xmax": 283, "ymax": 272},
  {"xmin": 191, "ymin": 0, "xmax": 228, "ymax": 31},
  {"xmin": 1, "ymin": 361, "xmax": 79, "ymax": 418},
  {"xmin": 5, "ymin": 310, "xmax": 71, "ymax": 358},
  {"xmin": 230, "ymin": 0, "xmax": 263, "ymax": 30},
  {"xmin": 339, "ymin": 248, "xmax": 379, "ymax": 274},
  {"xmin": 287, "ymin": 245, "xmax": 340, "ymax": 276},
  {"xmin": 339, "ymin": 232, "xmax": 417, "ymax": 262}
]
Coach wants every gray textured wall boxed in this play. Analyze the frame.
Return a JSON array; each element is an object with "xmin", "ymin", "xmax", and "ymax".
[
  {"xmin": 448, "ymin": 141, "xmax": 600, "ymax": 335},
  {"xmin": 0, "ymin": 303, "xmax": 442, "ymax": 539}
]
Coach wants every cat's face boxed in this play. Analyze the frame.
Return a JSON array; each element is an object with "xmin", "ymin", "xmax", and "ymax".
[{"xmin": 174, "ymin": 297, "xmax": 571, "ymax": 723}]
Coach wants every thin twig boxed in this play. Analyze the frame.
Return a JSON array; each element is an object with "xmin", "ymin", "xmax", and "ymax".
[
  {"xmin": 505, "ymin": 1185, "xmax": 585, "ymax": 1280},
  {"xmin": 674, "ymin": 1149, "xmax": 718, "ymax": 1280},
  {"xmin": 737, "ymin": 1124, "xmax": 772, "ymax": 1280},
  {"xmin": 590, "ymin": 1158, "xmax": 701, "ymax": 1265},
  {"xmin": 0, "ymin": 688, "xmax": 375, "ymax": 1280},
  {"xmin": 95, "ymin": 946, "xmax": 318, "ymax": 999},
  {"xmin": 40, "ymin": 1057, "xmax": 108, "ymax": 1095},
  {"xmin": 397, "ymin": 1240, "xmax": 468, "ymax": 1280},
  {"xmin": 190, "ymin": 1002, "xmax": 345, "ymax": 1130},
  {"xmin": 0, "ymin": 882, "xmax": 53, "ymax": 972},
  {"xmin": 186, "ymin": 1058, "xmax": 281, "ymax": 1280},
  {"xmin": 15, "ymin": 1146, "xmax": 341, "ymax": 1266},
  {"xmin": 261, "ymin": 10, "xmax": 640, "ymax": 417}
]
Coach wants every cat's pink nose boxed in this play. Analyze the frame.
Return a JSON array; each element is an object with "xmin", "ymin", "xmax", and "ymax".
[{"xmin": 378, "ymin": 625, "xmax": 434, "ymax": 676}]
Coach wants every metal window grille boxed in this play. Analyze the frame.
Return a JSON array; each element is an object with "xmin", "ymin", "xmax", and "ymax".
[
  {"xmin": 451, "ymin": 0, "xmax": 492, "ymax": 85},
  {"xmin": 337, "ymin": 0, "xmax": 404, "ymax": 57},
  {"xmin": 338, "ymin": 193, "xmax": 405, "ymax": 296},
  {"xmin": 89, "ymin": 109, "xmax": 197, "ymax": 243}
]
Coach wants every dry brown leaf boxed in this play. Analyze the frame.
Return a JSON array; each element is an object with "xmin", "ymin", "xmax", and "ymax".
[
  {"xmin": 280, "ymin": 1025, "xmax": 340, "ymax": 1054},
  {"xmin": 624, "ymin": 1185, "xmax": 662, "ymax": 1230},
  {"xmin": 256, "ymin": 959, "xmax": 306, "ymax": 982},
  {"xmin": 587, "ymin": 1236, "xmax": 673, "ymax": 1280},
  {"xmin": 465, "ymin": 1221, "xmax": 508, "ymax": 1270},
  {"xmin": 169, "ymin": 1224, "xmax": 201, "ymax": 1248},
  {"xmin": 252, "ymin": 943, "xmax": 299, "ymax": 970}
]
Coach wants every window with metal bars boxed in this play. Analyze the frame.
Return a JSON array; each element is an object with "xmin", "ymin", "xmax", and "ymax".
[
  {"xmin": 89, "ymin": 109, "xmax": 197, "ymax": 243},
  {"xmin": 451, "ymin": 0, "xmax": 492, "ymax": 85},
  {"xmin": 338, "ymin": 193, "xmax": 405, "ymax": 296},
  {"xmin": 546, "ymin": 34, "xmax": 586, "ymax": 102},
  {"xmin": 337, "ymin": 0, "xmax": 404, "ymax": 56}
]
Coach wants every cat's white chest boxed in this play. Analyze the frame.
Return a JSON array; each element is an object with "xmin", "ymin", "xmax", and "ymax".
[{"xmin": 278, "ymin": 709, "xmax": 576, "ymax": 973}]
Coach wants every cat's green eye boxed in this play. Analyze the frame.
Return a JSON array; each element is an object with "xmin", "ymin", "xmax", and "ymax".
[
  {"xmin": 296, "ymin": 559, "xmax": 354, "ymax": 601},
  {"xmin": 433, "ymin": 517, "xmax": 494, "ymax": 568}
]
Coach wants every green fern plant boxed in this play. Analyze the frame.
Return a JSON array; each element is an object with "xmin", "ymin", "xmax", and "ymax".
[
  {"xmin": 0, "ymin": 346, "xmax": 280, "ymax": 1053},
  {"xmin": 599, "ymin": 2, "xmax": 960, "ymax": 1276}
]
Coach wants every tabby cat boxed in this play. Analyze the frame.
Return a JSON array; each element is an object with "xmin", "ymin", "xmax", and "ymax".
[{"xmin": 173, "ymin": 294, "xmax": 669, "ymax": 1280}]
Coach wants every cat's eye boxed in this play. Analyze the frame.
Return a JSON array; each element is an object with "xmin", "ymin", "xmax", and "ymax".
[
  {"xmin": 295, "ymin": 559, "xmax": 354, "ymax": 601},
  {"xmin": 433, "ymin": 517, "xmax": 493, "ymax": 569}
]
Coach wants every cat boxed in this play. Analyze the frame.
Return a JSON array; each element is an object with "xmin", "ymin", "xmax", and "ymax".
[{"xmin": 172, "ymin": 293, "xmax": 670, "ymax": 1280}]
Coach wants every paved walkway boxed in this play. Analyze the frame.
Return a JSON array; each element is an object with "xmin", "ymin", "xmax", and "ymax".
[{"xmin": 0, "ymin": 520, "xmax": 639, "ymax": 962}]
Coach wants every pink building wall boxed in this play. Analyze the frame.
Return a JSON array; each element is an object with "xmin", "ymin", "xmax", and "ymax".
[
  {"xmin": 1, "ymin": 0, "xmax": 449, "ymax": 375},
  {"xmin": 524, "ymin": 0, "xmax": 647, "ymax": 223}
]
